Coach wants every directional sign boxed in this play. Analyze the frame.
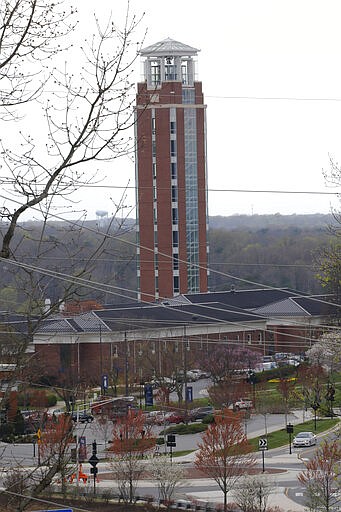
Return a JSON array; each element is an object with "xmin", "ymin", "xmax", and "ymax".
[{"xmin": 259, "ymin": 438, "xmax": 268, "ymax": 450}]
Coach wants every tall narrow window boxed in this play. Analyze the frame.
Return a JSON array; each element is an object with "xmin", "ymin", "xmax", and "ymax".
[
  {"xmin": 171, "ymin": 186, "xmax": 177, "ymax": 202},
  {"xmin": 172, "ymin": 230, "xmax": 178, "ymax": 247},
  {"xmin": 171, "ymin": 162, "xmax": 177, "ymax": 179},
  {"xmin": 170, "ymin": 140, "xmax": 176, "ymax": 157},
  {"xmin": 151, "ymin": 61, "xmax": 160, "ymax": 86},
  {"xmin": 172, "ymin": 207, "xmax": 178, "ymax": 224}
]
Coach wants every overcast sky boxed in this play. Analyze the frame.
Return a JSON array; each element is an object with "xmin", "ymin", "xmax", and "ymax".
[{"xmin": 46, "ymin": 1, "xmax": 341, "ymax": 219}]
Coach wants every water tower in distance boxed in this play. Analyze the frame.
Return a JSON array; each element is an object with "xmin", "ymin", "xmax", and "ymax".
[{"xmin": 96, "ymin": 209, "xmax": 108, "ymax": 229}]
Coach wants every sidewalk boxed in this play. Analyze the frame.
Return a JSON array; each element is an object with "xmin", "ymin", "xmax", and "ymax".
[{"xmin": 153, "ymin": 409, "xmax": 315, "ymax": 511}]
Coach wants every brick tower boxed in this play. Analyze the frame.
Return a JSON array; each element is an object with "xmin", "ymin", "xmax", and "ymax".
[{"xmin": 135, "ymin": 38, "xmax": 209, "ymax": 302}]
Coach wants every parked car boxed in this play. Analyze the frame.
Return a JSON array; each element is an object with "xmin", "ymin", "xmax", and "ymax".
[
  {"xmin": 293, "ymin": 431, "xmax": 316, "ymax": 447},
  {"xmin": 189, "ymin": 406, "xmax": 214, "ymax": 421},
  {"xmin": 163, "ymin": 411, "xmax": 185, "ymax": 424},
  {"xmin": 233, "ymin": 399, "xmax": 253, "ymax": 410},
  {"xmin": 143, "ymin": 410, "xmax": 164, "ymax": 425},
  {"xmin": 174, "ymin": 370, "xmax": 199, "ymax": 382},
  {"xmin": 50, "ymin": 408, "xmax": 65, "ymax": 417},
  {"xmin": 71, "ymin": 411, "xmax": 94, "ymax": 423},
  {"xmin": 189, "ymin": 369, "xmax": 211, "ymax": 379}
]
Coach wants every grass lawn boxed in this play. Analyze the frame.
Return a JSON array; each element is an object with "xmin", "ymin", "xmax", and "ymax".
[
  {"xmin": 248, "ymin": 417, "xmax": 340, "ymax": 451},
  {"xmin": 167, "ymin": 417, "xmax": 339, "ymax": 456}
]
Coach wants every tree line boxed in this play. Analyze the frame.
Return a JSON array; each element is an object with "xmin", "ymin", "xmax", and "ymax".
[{"xmin": 0, "ymin": 214, "xmax": 334, "ymax": 310}]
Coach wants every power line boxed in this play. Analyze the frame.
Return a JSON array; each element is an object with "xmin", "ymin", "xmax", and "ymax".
[
  {"xmin": 10, "ymin": 256, "xmax": 318, "ymax": 268},
  {"xmin": 0, "ymin": 192, "xmax": 339, "ymax": 340},
  {"xmin": 207, "ymin": 94, "xmax": 341, "ymax": 102},
  {"xmin": 68, "ymin": 183, "xmax": 341, "ymax": 196}
]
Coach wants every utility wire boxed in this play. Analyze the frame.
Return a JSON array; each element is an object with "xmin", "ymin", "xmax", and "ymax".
[
  {"xmin": 1, "ymin": 188, "xmax": 337, "ymax": 310},
  {"xmin": 47, "ymin": 182, "xmax": 341, "ymax": 195},
  {"xmin": 0, "ymin": 193, "xmax": 339, "ymax": 349}
]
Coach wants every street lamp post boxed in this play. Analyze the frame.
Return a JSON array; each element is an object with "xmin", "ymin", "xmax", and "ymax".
[
  {"xmin": 124, "ymin": 331, "xmax": 129, "ymax": 396},
  {"xmin": 286, "ymin": 423, "xmax": 294, "ymax": 454},
  {"xmin": 183, "ymin": 326, "xmax": 190, "ymax": 424},
  {"xmin": 326, "ymin": 383, "xmax": 335, "ymax": 417},
  {"xmin": 311, "ymin": 401, "xmax": 320, "ymax": 431}
]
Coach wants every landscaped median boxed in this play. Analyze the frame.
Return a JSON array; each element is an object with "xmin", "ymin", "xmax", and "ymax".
[
  {"xmin": 247, "ymin": 417, "xmax": 340, "ymax": 451},
  {"xmin": 159, "ymin": 417, "xmax": 340, "ymax": 454}
]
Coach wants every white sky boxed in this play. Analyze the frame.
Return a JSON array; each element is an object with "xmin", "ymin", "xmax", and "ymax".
[
  {"xmin": 121, "ymin": 0, "xmax": 341, "ymax": 217},
  {"xmin": 10, "ymin": 0, "xmax": 341, "ymax": 221}
]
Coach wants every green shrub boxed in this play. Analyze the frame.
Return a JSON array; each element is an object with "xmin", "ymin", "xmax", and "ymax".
[
  {"xmin": 160, "ymin": 422, "xmax": 207, "ymax": 436},
  {"xmin": 202, "ymin": 413, "xmax": 214, "ymax": 424},
  {"xmin": 46, "ymin": 394, "xmax": 57, "ymax": 407},
  {"xmin": 0, "ymin": 423, "xmax": 15, "ymax": 442},
  {"xmin": 257, "ymin": 365, "xmax": 297, "ymax": 382}
]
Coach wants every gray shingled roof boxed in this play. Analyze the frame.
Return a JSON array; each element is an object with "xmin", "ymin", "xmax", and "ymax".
[
  {"xmin": 38, "ymin": 318, "xmax": 77, "ymax": 334},
  {"xmin": 93, "ymin": 302, "xmax": 265, "ymax": 332},
  {"xmin": 140, "ymin": 38, "xmax": 199, "ymax": 57},
  {"xmin": 252, "ymin": 298, "xmax": 310, "ymax": 317},
  {"xmin": 184, "ymin": 288, "xmax": 301, "ymax": 309},
  {"xmin": 252, "ymin": 295, "xmax": 340, "ymax": 317}
]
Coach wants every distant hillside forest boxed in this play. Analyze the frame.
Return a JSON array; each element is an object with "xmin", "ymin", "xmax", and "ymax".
[{"xmin": 0, "ymin": 213, "xmax": 335, "ymax": 308}]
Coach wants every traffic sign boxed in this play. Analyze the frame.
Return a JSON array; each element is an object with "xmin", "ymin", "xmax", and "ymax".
[
  {"xmin": 167, "ymin": 434, "xmax": 176, "ymax": 447},
  {"xmin": 88, "ymin": 454, "xmax": 99, "ymax": 467},
  {"xmin": 259, "ymin": 438, "xmax": 268, "ymax": 450}
]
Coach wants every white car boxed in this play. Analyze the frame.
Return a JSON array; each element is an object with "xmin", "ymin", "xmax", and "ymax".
[
  {"xmin": 234, "ymin": 399, "xmax": 253, "ymax": 410},
  {"xmin": 293, "ymin": 431, "xmax": 316, "ymax": 447}
]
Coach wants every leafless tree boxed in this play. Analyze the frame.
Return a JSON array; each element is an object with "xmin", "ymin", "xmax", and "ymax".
[
  {"xmin": 0, "ymin": 0, "xmax": 76, "ymax": 116},
  {"xmin": 150, "ymin": 455, "xmax": 184, "ymax": 505},
  {"xmin": 298, "ymin": 439, "xmax": 341, "ymax": 512},
  {"xmin": 0, "ymin": 1, "xmax": 144, "ymax": 507},
  {"xmin": 0, "ymin": 0, "xmax": 143, "ymax": 381},
  {"xmin": 195, "ymin": 409, "xmax": 256, "ymax": 512},
  {"xmin": 108, "ymin": 409, "xmax": 156, "ymax": 503},
  {"xmin": 316, "ymin": 156, "xmax": 341, "ymax": 304},
  {"xmin": 233, "ymin": 475, "xmax": 275, "ymax": 512},
  {"xmin": 3, "ymin": 415, "xmax": 74, "ymax": 511}
]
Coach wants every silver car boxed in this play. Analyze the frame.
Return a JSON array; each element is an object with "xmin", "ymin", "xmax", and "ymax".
[{"xmin": 293, "ymin": 431, "xmax": 316, "ymax": 447}]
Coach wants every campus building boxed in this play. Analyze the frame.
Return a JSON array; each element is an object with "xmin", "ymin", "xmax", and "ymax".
[
  {"xmin": 135, "ymin": 38, "xmax": 209, "ymax": 302},
  {"xmin": 30, "ymin": 288, "xmax": 339, "ymax": 386}
]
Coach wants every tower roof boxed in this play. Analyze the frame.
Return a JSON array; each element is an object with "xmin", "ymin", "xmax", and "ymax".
[{"xmin": 140, "ymin": 37, "xmax": 199, "ymax": 57}]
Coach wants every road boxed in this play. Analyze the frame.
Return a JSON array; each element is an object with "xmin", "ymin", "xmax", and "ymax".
[
  {"xmin": 1, "ymin": 409, "xmax": 334, "ymax": 512},
  {"xmin": 0, "ymin": 377, "xmax": 339, "ymax": 511}
]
